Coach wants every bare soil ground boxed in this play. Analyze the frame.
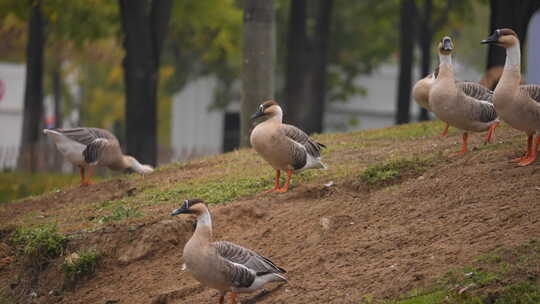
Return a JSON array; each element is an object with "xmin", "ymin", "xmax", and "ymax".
[{"xmin": 1, "ymin": 122, "xmax": 539, "ymax": 304}]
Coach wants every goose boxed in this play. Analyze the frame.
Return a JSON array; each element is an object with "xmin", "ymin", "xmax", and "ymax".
[
  {"xmin": 413, "ymin": 69, "xmax": 451, "ymax": 136},
  {"xmin": 43, "ymin": 127, "xmax": 153, "ymax": 186},
  {"xmin": 171, "ymin": 199, "xmax": 287, "ymax": 304},
  {"xmin": 250, "ymin": 100, "xmax": 326, "ymax": 193},
  {"xmin": 481, "ymin": 28, "xmax": 540, "ymax": 166},
  {"xmin": 429, "ymin": 36, "xmax": 499, "ymax": 155},
  {"xmin": 413, "ymin": 68, "xmax": 493, "ymax": 138}
]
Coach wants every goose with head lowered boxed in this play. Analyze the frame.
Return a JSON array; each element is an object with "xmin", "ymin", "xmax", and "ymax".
[
  {"xmin": 43, "ymin": 127, "xmax": 153, "ymax": 186},
  {"xmin": 171, "ymin": 199, "xmax": 287, "ymax": 304},
  {"xmin": 429, "ymin": 36, "xmax": 499, "ymax": 155},
  {"xmin": 482, "ymin": 28, "xmax": 540, "ymax": 166},
  {"xmin": 250, "ymin": 100, "xmax": 326, "ymax": 193}
]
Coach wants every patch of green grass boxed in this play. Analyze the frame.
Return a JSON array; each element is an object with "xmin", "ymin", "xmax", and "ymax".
[
  {"xmin": 383, "ymin": 240, "xmax": 540, "ymax": 304},
  {"xmin": 61, "ymin": 249, "xmax": 100, "ymax": 283},
  {"xmin": 11, "ymin": 225, "xmax": 67, "ymax": 266},
  {"xmin": 356, "ymin": 121, "xmax": 449, "ymax": 140},
  {"xmin": 0, "ymin": 172, "xmax": 81, "ymax": 204},
  {"xmin": 360, "ymin": 156, "xmax": 433, "ymax": 185},
  {"xmin": 96, "ymin": 205, "xmax": 142, "ymax": 223}
]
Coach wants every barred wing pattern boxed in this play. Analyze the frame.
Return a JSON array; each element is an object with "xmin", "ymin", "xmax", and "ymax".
[
  {"xmin": 520, "ymin": 85, "xmax": 540, "ymax": 103},
  {"xmin": 458, "ymin": 82, "xmax": 494, "ymax": 102},
  {"xmin": 54, "ymin": 128, "xmax": 119, "ymax": 165},
  {"xmin": 213, "ymin": 241, "xmax": 285, "ymax": 288}
]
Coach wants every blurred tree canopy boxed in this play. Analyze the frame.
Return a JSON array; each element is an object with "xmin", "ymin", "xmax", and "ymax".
[{"xmin": 0, "ymin": 0, "xmax": 500, "ymax": 166}]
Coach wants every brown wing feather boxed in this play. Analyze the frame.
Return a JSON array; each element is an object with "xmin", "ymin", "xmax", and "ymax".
[
  {"xmin": 54, "ymin": 127, "xmax": 118, "ymax": 146},
  {"xmin": 457, "ymin": 82, "xmax": 493, "ymax": 102},
  {"xmin": 280, "ymin": 124, "xmax": 325, "ymax": 158},
  {"xmin": 520, "ymin": 85, "xmax": 540, "ymax": 103}
]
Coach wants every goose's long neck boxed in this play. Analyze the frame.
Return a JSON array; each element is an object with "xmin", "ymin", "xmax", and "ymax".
[
  {"xmin": 497, "ymin": 42, "xmax": 521, "ymax": 93},
  {"xmin": 194, "ymin": 207, "xmax": 213, "ymax": 242},
  {"xmin": 267, "ymin": 107, "xmax": 283, "ymax": 124},
  {"xmin": 437, "ymin": 53, "xmax": 454, "ymax": 80}
]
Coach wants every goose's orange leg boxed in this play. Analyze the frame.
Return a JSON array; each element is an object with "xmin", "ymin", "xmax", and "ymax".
[
  {"xmin": 81, "ymin": 167, "xmax": 94, "ymax": 186},
  {"xmin": 276, "ymin": 169, "xmax": 293, "ymax": 192},
  {"xmin": 229, "ymin": 292, "xmax": 237, "ymax": 304},
  {"xmin": 218, "ymin": 294, "xmax": 225, "ymax": 304},
  {"xmin": 439, "ymin": 123, "xmax": 450, "ymax": 137},
  {"xmin": 518, "ymin": 136, "xmax": 540, "ymax": 166},
  {"xmin": 263, "ymin": 170, "xmax": 281, "ymax": 193},
  {"xmin": 484, "ymin": 121, "xmax": 499, "ymax": 144},
  {"xmin": 511, "ymin": 135, "xmax": 533, "ymax": 163},
  {"xmin": 79, "ymin": 167, "xmax": 86, "ymax": 186},
  {"xmin": 452, "ymin": 133, "xmax": 468, "ymax": 156}
]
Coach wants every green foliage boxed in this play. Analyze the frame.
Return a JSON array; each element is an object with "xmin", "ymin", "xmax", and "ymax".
[
  {"xmin": 360, "ymin": 156, "xmax": 432, "ymax": 185},
  {"xmin": 386, "ymin": 240, "xmax": 540, "ymax": 304},
  {"xmin": 97, "ymin": 205, "xmax": 142, "ymax": 224},
  {"xmin": 61, "ymin": 249, "xmax": 100, "ymax": 283},
  {"xmin": 0, "ymin": 172, "xmax": 80, "ymax": 204},
  {"xmin": 11, "ymin": 225, "xmax": 67, "ymax": 265}
]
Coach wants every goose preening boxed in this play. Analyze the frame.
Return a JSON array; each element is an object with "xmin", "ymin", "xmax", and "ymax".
[
  {"xmin": 250, "ymin": 100, "xmax": 326, "ymax": 193},
  {"xmin": 43, "ymin": 127, "xmax": 154, "ymax": 186},
  {"xmin": 171, "ymin": 199, "xmax": 287, "ymax": 304},
  {"xmin": 482, "ymin": 28, "xmax": 540, "ymax": 166},
  {"xmin": 429, "ymin": 36, "xmax": 499, "ymax": 155},
  {"xmin": 412, "ymin": 70, "xmax": 450, "ymax": 137}
]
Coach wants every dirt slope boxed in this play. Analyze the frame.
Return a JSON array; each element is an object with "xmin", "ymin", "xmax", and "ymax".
[{"xmin": 1, "ymin": 122, "xmax": 539, "ymax": 304}]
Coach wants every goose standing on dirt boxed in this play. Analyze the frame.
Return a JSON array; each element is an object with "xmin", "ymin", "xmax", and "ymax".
[
  {"xmin": 171, "ymin": 199, "xmax": 287, "ymax": 304},
  {"xmin": 429, "ymin": 36, "xmax": 499, "ymax": 155},
  {"xmin": 413, "ymin": 69, "xmax": 451, "ymax": 137},
  {"xmin": 250, "ymin": 100, "xmax": 326, "ymax": 193},
  {"xmin": 43, "ymin": 127, "xmax": 154, "ymax": 186},
  {"xmin": 481, "ymin": 29, "xmax": 540, "ymax": 166}
]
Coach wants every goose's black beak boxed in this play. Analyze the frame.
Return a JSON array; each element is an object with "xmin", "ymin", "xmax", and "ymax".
[
  {"xmin": 171, "ymin": 206, "xmax": 193, "ymax": 216},
  {"xmin": 250, "ymin": 108, "xmax": 266, "ymax": 121},
  {"xmin": 442, "ymin": 38, "xmax": 453, "ymax": 51},
  {"xmin": 481, "ymin": 32, "xmax": 499, "ymax": 44}
]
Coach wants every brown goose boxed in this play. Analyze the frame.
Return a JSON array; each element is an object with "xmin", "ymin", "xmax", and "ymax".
[
  {"xmin": 482, "ymin": 28, "xmax": 540, "ymax": 166},
  {"xmin": 43, "ymin": 127, "xmax": 153, "ymax": 186},
  {"xmin": 413, "ymin": 70, "xmax": 450, "ymax": 137},
  {"xmin": 250, "ymin": 100, "xmax": 326, "ymax": 193},
  {"xmin": 171, "ymin": 199, "xmax": 287, "ymax": 304},
  {"xmin": 429, "ymin": 36, "xmax": 499, "ymax": 155}
]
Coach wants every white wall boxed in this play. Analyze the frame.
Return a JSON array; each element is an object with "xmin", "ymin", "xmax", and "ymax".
[
  {"xmin": 171, "ymin": 77, "xmax": 225, "ymax": 161},
  {"xmin": 0, "ymin": 63, "xmax": 25, "ymax": 147},
  {"xmin": 527, "ymin": 10, "xmax": 540, "ymax": 85}
]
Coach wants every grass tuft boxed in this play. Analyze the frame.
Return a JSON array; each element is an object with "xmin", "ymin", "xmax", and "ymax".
[
  {"xmin": 360, "ymin": 156, "xmax": 433, "ymax": 185},
  {"xmin": 61, "ymin": 249, "xmax": 100, "ymax": 284},
  {"xmin": 97, "ymin": 205, "xmax": 142, "ymax": 223},
  {"xmin": 11, "ymin": 225, "xmax": 67, "ymax": 267}
]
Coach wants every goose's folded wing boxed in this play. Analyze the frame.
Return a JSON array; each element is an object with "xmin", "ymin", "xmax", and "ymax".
[
  {"xmin": 54, "ymin": 128, "xmax": 117, "ymax": 146},
  {"xmin": 221, "ymin": 259, "xmax": 257, "ymax": 288},
  {"xmin": 213, "ymin": 241, "xmax": 285, "ymax": 274},
  {"xmin": 458, "ymin": 82, "xmax": 493, "ymax": 102},
  {"xmin": 464, "ymin": 95, "xmax": 498, "ymax": 123},
  {"xmin": 280, "ymin": 124, "xmax": 325, "ymax": 158},
  {"xmin": 83, "ymin": 139, "xmax": 110, "ymax": 165},
  {"xmin": 520, "ymin": 85, "xmax": 540, "ymax": 103}
]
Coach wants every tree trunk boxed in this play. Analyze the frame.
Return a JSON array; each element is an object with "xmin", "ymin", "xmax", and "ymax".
[
  {"xmin": 52, "ymin": 65, "xmax": 62, "ymax": 128},
  {"xmin": 118, "ymin": 0, "xmax": 172, "ymax": 166},
  {"xmin": 284, "ymin": 0, "xmax": 333, "ymax": 134},
  {"xmin": 395, "ymin": 0, "xmax": 416, "ymax": 125},
  {"xmin": 486, "ymin": 0, "xmax": 540, "ymax": 70},
  {"xmin": 302, "ymin": 0, "xmax": 333, "ymax": 134},
  {"xmin": 418, "ymin": 0, "xmax": 432, "ymax": 122},
  {"xmin": 18, "ymin": 1, "xmax": 45, "ymax": 172},
  {"xmin": 284, "ymin": 0, "xmax": 307, "ymax": 128},
  {"xmin": 240, "ymin": 0, "xmax": 275, "ymax": 147}
]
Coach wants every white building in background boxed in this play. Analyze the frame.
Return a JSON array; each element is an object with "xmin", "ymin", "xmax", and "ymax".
[
  {"xmin": 170, "ymin": 61, "xmax": 482, "ymax": 161},
  {"xmin": 0, "ymin": 63, "xmax": 25, "ymax": 169},
  {"xmin": 527, "ymin": 9, "xmax": 540, "ymax": 85}
]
